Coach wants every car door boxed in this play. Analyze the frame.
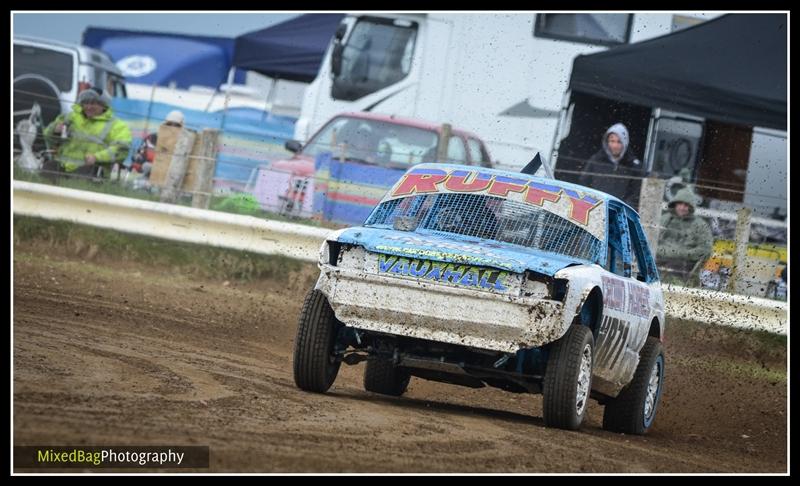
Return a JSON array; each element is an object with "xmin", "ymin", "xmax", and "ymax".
[
  {"xmin": 594, "ymin": 203, "xmax": 639, "ymax": 382},
  {"xmin": 624, "ymin": 207, "xmax": 663, "ymax": 351}
]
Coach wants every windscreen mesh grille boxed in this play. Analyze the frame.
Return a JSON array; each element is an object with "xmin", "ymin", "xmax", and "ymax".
[{"xmin": 366, "ymin": 193, "xmax": 602, "ymax": 262}]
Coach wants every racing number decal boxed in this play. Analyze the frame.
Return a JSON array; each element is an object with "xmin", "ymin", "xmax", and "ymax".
[
  {"xmin": 595, "ymin": 315, "xmax": 630, "ymax": 370},
  {"xmin": 597, "ymin": 276, "xmax": 630, "ymax": 370},
  {"xmin": 597, "ymin": 276, "xmax": 650, "ymax": 371}
]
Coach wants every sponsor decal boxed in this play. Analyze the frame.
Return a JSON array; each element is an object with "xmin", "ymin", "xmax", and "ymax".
[
  {"xmin": 601, "ymin": 275, "xmax": 650, "ymax": 319},
  {"xmin": 116, "ymin": 55, "xmax": 158, "ymax": 78},
  {"xmin": 388, "ymin": 168, "xmax": 603, "ymax": 228},
  {"xmin": 377, "ymin": 254, "xmax": 509, "ymax": 292},
  {"xmin": 626, "ymin": 282, "xmax": 650, "ymax": 319},
  {"xmin": 376, "ymin": 233, "xmax": 529, "ymax": 269},
  {"xmin": 601, "ymin": 275, "xmax": 626, "ymax": 313}
]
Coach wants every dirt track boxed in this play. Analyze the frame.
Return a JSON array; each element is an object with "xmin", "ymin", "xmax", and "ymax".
[{"xmin": 13, "ymin": 246, "xmax": 787, "ymax": 473}]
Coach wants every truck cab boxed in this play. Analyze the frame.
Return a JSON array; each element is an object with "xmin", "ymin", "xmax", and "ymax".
[{"xmin": 256, "ymin": 111, "xmax": 492, "ymax": 219}]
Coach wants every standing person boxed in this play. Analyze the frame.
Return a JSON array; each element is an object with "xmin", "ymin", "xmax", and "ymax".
[
  {"xmin": 656, "ymin": 187, "xmax": 714, "ymax": 282},
  {"xmin": 578, "ymin": 122, "xmax": 646, "ymax": 208},
  {"xmin": 43, "ymin": 87, "xmax": 132, "ymax": 179},
  {"xmin": 131, "ymin": 110, "xmax": 185, "ymax": 179}
]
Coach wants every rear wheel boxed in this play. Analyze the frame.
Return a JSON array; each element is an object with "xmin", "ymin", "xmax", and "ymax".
[
  {"xmin": 364, "ymin": 359, "xmax": 410, "ymax": 396},
  {"xmin": 293, "ymin": 288, "xmax": 342, "ymax": 393},
  {"xmin": 542, "ymin": 325, "xmax": 594, "ymax": 430},
  {"xmin": 602, "ymin": 337, "xmax": 665, "ymax": 435},
  {"xmin": 14, "ymin": 75, "xmax": 62, "ymax": 154}
]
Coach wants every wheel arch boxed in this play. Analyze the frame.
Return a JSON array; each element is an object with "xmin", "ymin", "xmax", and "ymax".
[
  {"xmin": 577, "ymin": 286, "xmax": 604, "ymax": 336},
  {"xmin": 648, "ymin": 316, "xmax": 662, "ymax": 341}
]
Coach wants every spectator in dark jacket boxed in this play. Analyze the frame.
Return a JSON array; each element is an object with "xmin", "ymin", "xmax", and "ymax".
[{"xmin": 578, "ymin": 123, "xmax": 647, "ymax": 209}]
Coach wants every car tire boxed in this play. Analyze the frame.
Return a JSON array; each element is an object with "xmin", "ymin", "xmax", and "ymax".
[
  {"xmin": 542, "ymin": 325, "xmax": 594, "ymax": 430},
  {"xmin": 602, "ymin": 337, "xmax": 665, "ymax": 435},
  {"xmin": 364, "ymin": 359, "xmax": 411, "ymax": 396},
  {"xmin": 293, "ymin": 288, "xmax": 342, "ymax": 393},
  {"xmin": 13, "ymin": 76, "xmax": 62, "ymax": 153}
]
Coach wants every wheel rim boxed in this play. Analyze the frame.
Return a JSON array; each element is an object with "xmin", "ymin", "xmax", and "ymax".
[
  {"xmin": 644, "ymin": 359, "xmax": 662, "ymax": 420},
  {"xmin": 576, "ymin": 343, "xmax": 592, "ymax": 416}
]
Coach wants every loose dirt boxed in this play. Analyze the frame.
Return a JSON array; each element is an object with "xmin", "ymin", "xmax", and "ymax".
[{"xmin": 13, "ymin": 245, "xmax": 787, "ymax": 473}]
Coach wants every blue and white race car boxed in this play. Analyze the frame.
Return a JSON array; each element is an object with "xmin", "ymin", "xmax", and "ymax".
[{"xmin": 293, "ymin": 163, "xmax": 666, "ymax": 434}]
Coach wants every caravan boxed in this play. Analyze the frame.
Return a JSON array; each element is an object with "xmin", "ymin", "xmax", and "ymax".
[{"xmin": 294, "ymin": 13, "xmax": 712, "ymax": 171}]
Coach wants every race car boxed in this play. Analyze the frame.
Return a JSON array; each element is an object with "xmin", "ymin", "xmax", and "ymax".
[{"xmin": 293, "ymin": 163, "xmax": 666, "ymax": 434}]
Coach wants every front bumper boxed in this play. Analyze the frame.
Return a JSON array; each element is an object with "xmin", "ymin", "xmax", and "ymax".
[{"xmin": 316, "ymin": 263, "xmax": 569, "ymax": 353}]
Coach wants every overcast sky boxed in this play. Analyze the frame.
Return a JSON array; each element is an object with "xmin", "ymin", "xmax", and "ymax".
[{"xmin": 12, "ymin": 12, "xmax": 302, "ymax": 44}]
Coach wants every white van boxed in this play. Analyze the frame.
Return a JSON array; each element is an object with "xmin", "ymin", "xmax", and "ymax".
[{"xmin": 13, "ymin": 35, "xmax": 127, "ymax": 133}]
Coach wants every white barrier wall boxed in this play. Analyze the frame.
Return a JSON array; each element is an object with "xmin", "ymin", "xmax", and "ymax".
[
  {"xmin": 13, "ymin": 181, "xmax": 787, "ymax": 335},
  {"xmin": 13, "ymin": 181, "xmax": 331, "ymax": 263}
]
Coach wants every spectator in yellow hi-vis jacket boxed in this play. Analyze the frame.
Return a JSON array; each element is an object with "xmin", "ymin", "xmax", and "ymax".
[{"xmin": 43, "ymin": 87, "xmax": 132, "ymax": 179}]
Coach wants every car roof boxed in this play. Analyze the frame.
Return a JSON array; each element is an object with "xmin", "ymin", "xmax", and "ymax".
[
  {"xmin": 336, "ymin": 112, "xmax": 485, "ymax": 141},
  {"xmin": 14, "ymin": 35, "xmax": 124, "ymax": 77},
  {"xmin": 410, "ymin": 163, "xmax": 640, "ymax": 217}
]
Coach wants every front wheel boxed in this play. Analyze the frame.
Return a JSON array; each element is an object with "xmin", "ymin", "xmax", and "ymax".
[
  {"xmin": 293, "ymin": 288, "xmax": 342, "ymax": 393},
  {"xmin": 542, "ymin": 325, "xmax": 595, "ymax": 430},
  {"xmin": 602, "ymin": 337, "xmax": 665, "ymax": 435}
]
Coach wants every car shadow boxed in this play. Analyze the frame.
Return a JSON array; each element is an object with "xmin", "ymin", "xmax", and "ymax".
[{"xmin": 328, "ymin": 388, "xmax": 544, "ymax": 427}]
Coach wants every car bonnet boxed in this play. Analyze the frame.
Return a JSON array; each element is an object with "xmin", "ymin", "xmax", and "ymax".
[{"xmin": 335, "ymin": 226, "xmax": 583, "ymax": 276}]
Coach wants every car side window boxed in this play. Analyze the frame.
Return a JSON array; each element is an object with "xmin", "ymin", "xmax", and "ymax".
[
  {"xmin": 466, "ymin": 138, "xmax": 482, "ymax": 166},
  {"xmin": 606, "ymin": 206, "xmax": 632, "ymax": 277},
  {"xmin": 14, "ymin": 44, "xmax": 74, "ymax": 92},
  {"xmin": 466, "ymin": 138, "xmax": 493, "ymax": 168},
  {"xmin": 106, "ymin": 76, "xmax": 120, "ymax": 97},
  {"xmin": 626, "ymin": 211, "xmax": 657, "ymax": 282},
  {"xmin": 446, "ymin": 136, "xmax": 468, "ymax": 164},
  {"xmin": 627, "ymin": 219, "xmax": 645, "ymax": 281}
]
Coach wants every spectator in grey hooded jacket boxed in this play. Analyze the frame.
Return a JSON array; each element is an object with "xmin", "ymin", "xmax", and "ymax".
[{"xmin": 578, "ymin": 122, "xmax": 647, "ymax": 209}]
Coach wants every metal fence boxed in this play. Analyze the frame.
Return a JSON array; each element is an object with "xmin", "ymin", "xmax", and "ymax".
[{"xmin": 14, "ymin": 87, "xmax": 787, "ymax": 301}]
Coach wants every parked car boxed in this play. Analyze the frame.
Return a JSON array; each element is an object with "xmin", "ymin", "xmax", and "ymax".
[
  {"xmin": 13, "ymin": 35, "xmax": 127, "ymax": 151},
  {"xmin": 293, "ymin": 163, "xmax": 666, "ymax": 434},
  {"xmin": 254, "ymin": 112, "xmax": 493, "ymax": 219}
]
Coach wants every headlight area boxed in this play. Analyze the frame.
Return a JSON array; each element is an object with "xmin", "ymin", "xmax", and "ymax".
[
  {"xmin": 521, "ymin": 271, "xmax": 568, "ymax": 301},
  {"xmin": 318, "ymin": 241, "xmax": 366, "ymax": 268}
]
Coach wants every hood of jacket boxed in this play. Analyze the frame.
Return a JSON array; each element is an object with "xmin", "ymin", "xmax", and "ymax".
[
  {"xmin": 602, "ymin": 122, "xmax": 630, "ymax": 163},
  {"xmin": 668, "ymin": 186, "xmax": 698, "ymax": 214}
]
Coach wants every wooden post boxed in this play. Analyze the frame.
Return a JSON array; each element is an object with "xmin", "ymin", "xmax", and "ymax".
[
  {"xmin": 160, "ymin": 129, "xmax": 196, "ymax": 204},
  {"xmin": 191, "ymin": 129, "xmax": 219, "ymax": 209},
  {"xmin": 638, "ymin": 176, "xmax": 667, "ymax": 257},
  {"xmin": 436, "ymin": 123, "xmax": 452, "ymax": 163},
  {"xmin": 727, "ymin": 207, "xmax": 752, "ymax": 293},
  {"xmin": 142, "ymin": 82, "xmax": 157, "ymax": 140}
]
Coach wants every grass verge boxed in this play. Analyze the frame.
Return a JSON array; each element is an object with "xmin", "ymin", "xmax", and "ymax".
[{"xmin": 14, "ymin": 215, "xmax": 307, "ymax": 282}]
